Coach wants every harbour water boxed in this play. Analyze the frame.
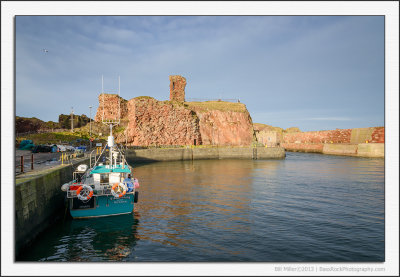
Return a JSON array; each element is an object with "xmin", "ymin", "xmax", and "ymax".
[{"xmin": 18, "ymin": 152, "xmax": 384, "ymax": 262}]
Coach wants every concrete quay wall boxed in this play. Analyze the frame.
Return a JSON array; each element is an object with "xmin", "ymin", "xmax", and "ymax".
[
  {"xmin": 15, "ymin": 158, "xmax": 90, "ymax": 258},
  {"xmin": 281, "ymin": 143, "xmax": 384, "ymax": 158},
  {"xmin": 126, "ymin": 146, "xmax": 285, "ymax": 162}
]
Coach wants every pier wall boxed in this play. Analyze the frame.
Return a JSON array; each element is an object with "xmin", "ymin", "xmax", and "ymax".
[
  {"xmin": 282, "ymin": 127, "xmax": 384, "ymax": 144},
  {"xmin": 15, "ymin": 159, "xmax": 89, "ymax": 258},
  {"xmin": 126, "ymin": 146, "xmax": 285, "ymax": 162},
  {"xmin": 281, "ymin": 127, "xmax": 384, "ymax": 158},
  {"xmin": 281, "ymin": 142, "xmax": 384, "ymax": 158}
]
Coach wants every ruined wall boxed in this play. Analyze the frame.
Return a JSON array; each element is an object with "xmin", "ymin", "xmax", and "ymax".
[
  {"xmin": 125, "ymin": 97, "xmax": 201, "ymax": 146},
  {"xmin": 94, "ymin": 94, "xmax": 128, "ymax": 122},
  {"xmin": 169, "ymin": 75, "xmax": 186, "ymax": 102}
]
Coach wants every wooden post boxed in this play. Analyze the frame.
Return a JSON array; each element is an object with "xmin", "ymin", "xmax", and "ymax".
[
  {"xmin": 31, "ymin": 154, "xmax": 34, "ymax": 170},
  {"xmin": 20, "ymin": 156, "xmax": 24, "ymax": 173}
]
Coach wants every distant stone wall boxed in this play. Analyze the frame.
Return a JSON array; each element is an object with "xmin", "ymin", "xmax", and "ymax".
[
  {"xmin": 283, "ymin": 127, "xmax": 384, "ymax": 144},
  {"xmin": 281, "ymin": 127, "xmax": 384, "ymax": 157},
  {"xmin": 283, "ymin": 129, "xmax": 352, "ymax": 144},
  {"xmin": 280, "ymin": 143, "xmax": 324, "ymax": 153}
]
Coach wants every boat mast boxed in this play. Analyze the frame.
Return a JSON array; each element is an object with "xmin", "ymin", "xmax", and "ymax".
[{"xmin": 101, "ymin": 75, "xmax": 121, "ymax": 167}]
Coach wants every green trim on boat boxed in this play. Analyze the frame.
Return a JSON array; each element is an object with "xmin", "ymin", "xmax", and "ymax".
[{"xmin": 91, "ymin": 165, "xmax": 131, "ymax": 174}]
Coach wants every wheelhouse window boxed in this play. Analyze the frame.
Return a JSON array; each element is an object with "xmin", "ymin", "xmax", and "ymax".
[{"xmin": 100, "ymin": 173, "xmax": 109, "ymax": 184}]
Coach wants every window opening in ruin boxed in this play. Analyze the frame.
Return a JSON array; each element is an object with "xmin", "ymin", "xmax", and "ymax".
[{"xmin": 172, "ymin": 82, "xmax": 175, "ymax": 90}]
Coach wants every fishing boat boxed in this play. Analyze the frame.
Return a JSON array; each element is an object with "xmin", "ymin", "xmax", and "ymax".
[{"xmin": 61, "ymin": 76, "xmax": 139, "ymax": 219}]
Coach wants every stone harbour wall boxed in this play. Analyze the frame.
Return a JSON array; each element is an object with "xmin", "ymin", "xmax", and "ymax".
[
  {"xmin": 126, "ymin": 146, "xmax": 285, "ymax": 162},
  {"xmin": 281, "ymin": 127, "xmax": 384, "ymax": 158},
  {"xmin": 15, "ymin": 159, "xmax": 90, "ymax": 258}
]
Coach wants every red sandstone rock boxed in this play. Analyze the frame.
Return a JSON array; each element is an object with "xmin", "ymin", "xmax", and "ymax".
[
  {"xmin": 371, "ymin": 127, "xmax": 385, "ymax": 143},
  {"xmin": 124, "ymin": 97, "xmax": 201, "ymax": 146},
  {"xmin": 193, "ymin": 109, "xmax": 254, "ymax": 146},
  {"xmin": 94, "ymin": 94, "xmax": 254, "ymax": 146},
  {"xmin": 94, "ymin": 94, "xmax": 128, "ymax": 122}
]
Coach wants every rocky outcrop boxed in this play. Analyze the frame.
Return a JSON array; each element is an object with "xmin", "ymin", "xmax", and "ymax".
[
  {"xmin": 16, "ymin": 116, "xmax": 67, "ymax": 133},
  {"xmin": 15, "ymin": 117, "xmax": 45, "ymax": 133},
  {"xmin": 193, "ymin": 109, "xmax": 254, "ymax": 146},
  {"xmin": 125, "ymin": 97, "xmax": 201, "ymax": 146},
  {"xmin": 94, "ymin": 95, "xmax": 254, "ymax": 146}
]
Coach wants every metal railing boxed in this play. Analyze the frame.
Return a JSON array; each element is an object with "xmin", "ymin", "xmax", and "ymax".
[
  {"xmin": 186, "ymin": 98, "xmax": 240, "ymax": 102},
  {"xmin": 15, "ymin": 154, "xmax": 34, "ymax": 173},
  {"xmin": 66, "ymin": 183, "xmax": 135, "ymax": 198}
]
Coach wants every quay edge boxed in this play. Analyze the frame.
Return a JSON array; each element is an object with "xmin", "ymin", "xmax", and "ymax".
[
  {"xmin": 15, "ymin": 158, "xmax": 90, "ymax": 259},
  {"xmin": 125, "ymin": 146, "xmax": 286, "ymax": 162}
]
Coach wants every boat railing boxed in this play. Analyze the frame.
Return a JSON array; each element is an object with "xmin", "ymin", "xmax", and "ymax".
[{"xmin": 66, "ymin": 182, "xmax": 134, "ymax": 198}]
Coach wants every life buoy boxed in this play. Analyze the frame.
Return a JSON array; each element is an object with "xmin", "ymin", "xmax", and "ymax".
[
  {"xmin": 76, "ymin": 184, "xmax": 94, "ymax": 201},
  {"xmin": 111, "ymin": 183, "xmax": 127, "ymax": 198}
]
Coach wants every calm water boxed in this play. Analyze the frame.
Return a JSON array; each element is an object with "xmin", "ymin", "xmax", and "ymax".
[{"xmin": 18, "ymin": 152, "xmax": 384, "ymax": 262}]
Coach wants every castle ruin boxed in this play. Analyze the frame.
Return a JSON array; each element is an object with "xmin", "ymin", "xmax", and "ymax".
[{"xmin": 169, "ymin": 75, "xmax": 186, "ymax": 102}]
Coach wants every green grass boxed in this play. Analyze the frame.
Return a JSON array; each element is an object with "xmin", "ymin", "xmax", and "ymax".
[
  {"xmin": 185, "ymin": 101, "xmax": 247, "ymax": 113},
  {"xmin": 16, "ymin": 132, "xmax": 87, "ymax": 145}
]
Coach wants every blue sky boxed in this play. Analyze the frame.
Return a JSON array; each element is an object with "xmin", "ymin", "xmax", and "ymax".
[{"xmin": 16, "ymin": 16, "xmax": 384, "ymax": 131}]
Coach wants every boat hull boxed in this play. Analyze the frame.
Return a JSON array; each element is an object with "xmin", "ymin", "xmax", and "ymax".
[{"xmin": 69, "ymin": 194, "xmax": 134, "ymax": 219}]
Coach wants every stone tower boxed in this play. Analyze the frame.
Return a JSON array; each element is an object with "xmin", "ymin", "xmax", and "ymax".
[{"xmin": 169, "ymin": 75, "xmax": 186, "ymax": 102}]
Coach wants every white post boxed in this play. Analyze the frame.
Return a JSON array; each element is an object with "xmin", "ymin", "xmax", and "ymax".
[{"xmin": 89, "ymin": 105, "xmax": 92, "ymax": 149}]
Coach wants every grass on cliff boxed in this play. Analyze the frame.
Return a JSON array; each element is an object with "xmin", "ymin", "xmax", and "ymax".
[
  {"xmin": 16, "ymin": 132, "xmax": 90, "ymax": 146},
  {"xmin": 185, "ymin": 101, "xmax": 247, "ymax": 113},
  {"xmin": 15, "ymin": 120, "xmax": 126, "ymax": 146},
  {"xmin": 253, "ymin": 123, "xmax": 301, "ymax": 134}
]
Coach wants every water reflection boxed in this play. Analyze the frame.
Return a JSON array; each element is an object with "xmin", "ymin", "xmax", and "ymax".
[
  {"xmin": 19, "ymin": 155, "xmax": 384, "ymax": 262},
  {"xmin": 133, "ymin": 160, "xmax": 260, "ymax": 259},
  {"xmin": 20, "ymin": 213, "xmax": 140, "ymax": 262}
]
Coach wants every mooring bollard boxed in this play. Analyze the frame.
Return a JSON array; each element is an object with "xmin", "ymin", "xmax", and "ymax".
[{"xmin": 20, "ymin": 156, "xmax": 24, "ymax": 173}]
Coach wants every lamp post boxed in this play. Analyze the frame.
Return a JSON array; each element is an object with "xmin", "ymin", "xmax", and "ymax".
[{"xmin": 89, "ymin": 105, "xmax": 92, "ymax": 149}]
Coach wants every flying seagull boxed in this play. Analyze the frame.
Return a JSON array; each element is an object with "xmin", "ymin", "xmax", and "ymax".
[{"xmin": 43, "ymin": 49, "xmax": 48, "ymax": 53}]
